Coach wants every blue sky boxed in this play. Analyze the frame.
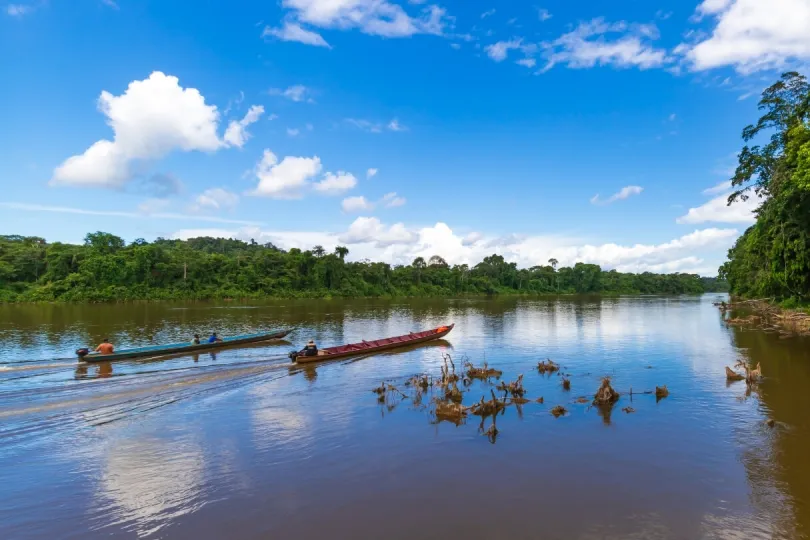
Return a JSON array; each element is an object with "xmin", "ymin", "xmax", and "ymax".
[{"xmin": 1, "ymin": 0, "xmax": 806, "ymax": 275}]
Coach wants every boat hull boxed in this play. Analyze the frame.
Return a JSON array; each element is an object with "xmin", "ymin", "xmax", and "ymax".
[
  {"xmin": 81, "ymin": 329, "xmax": 292, "ymax": 362},
  {"xmin": 295, "ymin": 324, "xmax": 454, "ymax": 364}
]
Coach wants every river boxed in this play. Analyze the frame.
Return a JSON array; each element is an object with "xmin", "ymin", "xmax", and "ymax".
[{"xmin": 1, "ymin": 295, "xmax": 808, "ymax": 539}]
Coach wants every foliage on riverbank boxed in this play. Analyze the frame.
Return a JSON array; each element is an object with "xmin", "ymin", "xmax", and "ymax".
[
  {"xmin": 0, "ymin": 232, "xmax": 726, "ymax": 303},
  {"xmin": 719, "ymin": 72, "xmax": 810, "ymax": 302}
]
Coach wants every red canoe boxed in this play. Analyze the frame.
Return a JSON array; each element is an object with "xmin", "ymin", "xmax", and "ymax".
[{"xmin": 293, "ymin": 324, "xmax": 454, "ymax": 364}]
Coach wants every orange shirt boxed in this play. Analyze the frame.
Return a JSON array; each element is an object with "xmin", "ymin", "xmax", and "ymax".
[{"xmin": 96, "ymin": 343, "xmax": 114, "ymax": 354}]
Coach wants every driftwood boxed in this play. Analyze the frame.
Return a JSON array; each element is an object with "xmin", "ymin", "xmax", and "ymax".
[
  {"xmin": 655, "ymin": 385, "xmax": 669, "ymax": 399},
  {"xmin": 497, "ymin": 374, "xmax": 526, "ymax": 398},
  {"xmin": 550, "ymin": 405, "xmax": 567, "ymax": 418},
  {"xmin": 593, "ymin": 377, "xmax": 619, "ymax": 406},
  {"xmin": 465, "ymin": 361, "xmax": 503, "ymax": 381},
  {"xmin": 725, "ymin": 366, "xmax": 745, "ymax": 381},
  {"xmin": 562, "ymin": 376, "xmax": 571, "ymax": 391},
  {"xmin": 537, "ymin": 359, "xmax": 559, "ymax": 374}
]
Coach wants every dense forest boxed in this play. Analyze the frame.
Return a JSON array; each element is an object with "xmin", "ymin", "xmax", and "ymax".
[
  {"xmin": 0, "ymin": 232, "xmax": 725, "ymax": 302},
  {"xmin": 719, "ymin": 72, "xmax": 810, "ymax": 306}
]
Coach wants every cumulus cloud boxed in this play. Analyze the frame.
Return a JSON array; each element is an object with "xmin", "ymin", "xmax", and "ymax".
[
  {"xmin": 481, "ymin": 9, "xmax": 496, "ymax": 19},
  {"xmin": 190, "ymin": 188, "xmax": 240, "ymax": 212},
  {"xmin": 51, "ymin": 72, "xmax": 224, "ymax": 189},
  {"xmin": 339, "ymin": 217, "xmax": 415, "ymax": 247},
  {"xmin": 366, "ymin": 168, "xmax": 378, "ymax": 178},
  {"xmin": 346, "ymin": 118, "xmax": 406, "ymax": 133},
  {"xmin": 676, "ymin": 188, "xmax": 762, "ymax": 224},
  {"xmin": 172, "ymin": 219, "xmax": 739, "ymax": 275},
  {"xmin": 680, "ymin": 0, "xmax": 810, "ymax": 73},
  {"xmin": 223, "ymin": 105, "xmax": 265, "ymax": 148},
  {"xmin": 272, "ymin": 0, "xmax": 451, "ymax": 41},
  {"xmin": 262, "ymin": 21, "xmax": 331, "ymax": 48},
  {"xmin": 590, "ymin": 185, "xmax": 644, "ymax": 205},
  {"xmin": 537, "ymin": 8, "xmax": 552, "ymax": 21},
  {"xmin": 342, "ymin": 196, "xmax": 374, "ymax": 213},
  {"xmin": 268, "ymin": 85, "xmax": 311, "ymax": 102},
  {"xmin": 287, "ymin": 127, "xmax": 301, "ymax": 137},
  {"xmin": 540, "ymin": 18, "xmax": 669, "ymax": 72},
  {"xmin": 702, "ymin": 180, "xmax": 732, "ymax": 195},
  {"xmin": 250, "ymin": 150, "xmax": 323, "ymax": 199},
  {"xmin": 313, "ymin": 171, "xmax": 358, "ymax": 194}
]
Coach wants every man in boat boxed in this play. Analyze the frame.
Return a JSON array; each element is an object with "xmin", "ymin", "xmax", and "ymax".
[
  {"xmin": 302, "ymin": 339, "xmax": 318, "ymax": 357},
  {"xmin": 95, "ymin": 338, "xmax": 114, "ymax": 355},
  {"xmin": 207, "ymin": 332, "xmax": 223, "ymax": 344},
  {"xmin": 191, "ymin": 334, "xmax": 201, "ymax": 345}
]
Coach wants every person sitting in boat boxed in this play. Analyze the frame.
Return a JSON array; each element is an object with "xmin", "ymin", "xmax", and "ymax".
[
  {"xmin": 191, "ymin": 334, "xmax": 201, "ymax": 345},
  {"xmin": 302, "ymin": 340, "xmax": 318, "ymax": 357},
  {"xmin": 95, "ymin": 338, "xmax": 114, "ymax": 355},
  {"xmin": 208, "ymin": 332, "xmax": 223, "ymax": 344}
]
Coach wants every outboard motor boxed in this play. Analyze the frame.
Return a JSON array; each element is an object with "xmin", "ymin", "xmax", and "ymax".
[
  {"xmin": 76, "ymin": 348, "xmax": 90, "ymax": 359},
  {"xmin": 288, "ymin": 350, "xmax": 299, "ymax": 363}
]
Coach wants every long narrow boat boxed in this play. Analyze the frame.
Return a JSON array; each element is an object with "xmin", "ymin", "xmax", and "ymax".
[
  {"xmin": 77, "ymin": 329, "xmax": 292, "ymax": 362},
  {"xmin": 292, "ymin": 324, "xmax": 454, "ymax": 364}
]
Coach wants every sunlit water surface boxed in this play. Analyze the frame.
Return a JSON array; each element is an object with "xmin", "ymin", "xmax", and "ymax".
[{"xmin": 1, "ymin": 296, "xmax": 809, "ymax": 539}]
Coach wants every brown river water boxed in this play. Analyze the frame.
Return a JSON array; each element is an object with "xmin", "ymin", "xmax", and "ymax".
[{"xmin": 1, "ymin": 295, "xmax": 810, "ymax": 539}]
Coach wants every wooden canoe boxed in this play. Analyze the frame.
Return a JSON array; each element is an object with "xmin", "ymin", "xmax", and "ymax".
[
  {"xmin": 293, "ymin": 324, "xmax": 454, "ymax": 364},
  {"xmin": 79, "ymin": 329, "xmax": 292, "ymax": 362}
]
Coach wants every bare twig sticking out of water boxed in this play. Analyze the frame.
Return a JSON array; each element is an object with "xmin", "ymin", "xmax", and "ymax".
[{"xmin": 537, "ymin": 359, "xmax": 559, "ymax": 374}]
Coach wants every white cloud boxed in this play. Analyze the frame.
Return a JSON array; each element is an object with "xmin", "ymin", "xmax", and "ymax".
[
  {"xmin": 481, "ymin": 9, "xmax": 496, "ymax": 19},
  {"xmin": 168, "ymin": 219, "xmax": 739, "ymax": 275},
  {"xmin": 541, "ymin": 18, "xmax": 668, "ymax": 72},
  {"xmin": 223, "ymin": 105, "xmax": 265, "ymax": 148},
  {"xmin": 287, "ymin": 127, "xmax": 301, "ymax": 137},
  {"xmin": 676, "ymin": 190, "xmax": 762, "ymax": 224},
  {"xmin": 6, "ymin": 4, "xmax": 30, "ymax": 16},
  {"xmin": 537, "ymin": 8, "xmax": 552, "ymax": 21},
  {"xmin": 268, "ymin": 85, "xmax": 311, "ymax": 102},
  {"xmin": 306, "ymin": 123, "xmax": 314, "ymax": 131},
  {"xmin": 450, "ymin": 43, "xmax": 461, "ymax": 50},
  {"xmin": 268, "ymin": 113, "xmax": 279, "ymax": 121},
  {"xmin": 339, "ymin": 217, "xmax": 415, "ymax": 247},
  {"xmin": 101, "ymin": 0, "xmax": 119, "ymax": 9},
  {"xmin": 485, "ymin": 38, "xmax": 524, "ymax": 62},
  {"xmin": 702, "ymin": 180, "xmax": 732, "ymax": 195},
  {"xmin": 366, "ymin": 168, "xmax": 378, "ymax": 178},
  {"xmin": 387, "ymin": 118, "xmax": 406, "ymax": 132},
  {"xmin": 275, "ymin": 0, "xmax": 450, "ymax": 39},
  {"xmin": 250, "ymin": 150, "xmax": 323, "ymax": 199},
  {"xmin": 668, "ymin": 113, "xmax": 677, "ymax": 121},
  {"xmin": 590, "ymin": 185, "xmax": 644, "ymax": 205},
  {"xmin": 681, "ymin": 0, "xmax": 810, "ymax": 73},
  {"xmin": 0, "ymin": 202, "xmax": 260, "ymax": 226},
  {"xmin": 382, "ymin": 192, "xmax": 406, "ymax": 207},
  {"xmin": 313, "ymin": 171, "xmax": 358, "ymax": 195},
  {"xmin": 462, "ymin": 232, "xmax": 483, "ymax": 246},
  {"xmin": 346, "ymin": 118, "xmax": 383, "ymax": 133},
  {"xmin": 342, "ymin": 196, "xmax": 374, "ymax": 212},
  {"xmin": 262, "ymin": 21, "xmax": 331, "ymax": 48},
  {"xmin": 516, "ymin": 58, "xmax": 537, "ymax": 68},
  {"xmin": 191, "ymin": 188, "xmax": 240, "ymax": 212},
  {"xmin": 51, "ymin": 72, "xmax": 224, "ymax": 189}
]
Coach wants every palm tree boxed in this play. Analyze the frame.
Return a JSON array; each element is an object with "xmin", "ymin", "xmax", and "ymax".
[
  {"xmin": 312, "ymin": 245, "xmax": 326, "ymax": 258},
  {"xmin": 334, "ymin": 246, "xmax": 349, "ymax": 260},
  {"xmin": 548, "ymin": 258, "xmax": 558, "ymax": 270}
]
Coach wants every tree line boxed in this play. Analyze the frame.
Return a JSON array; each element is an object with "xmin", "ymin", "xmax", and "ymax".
[
  {"xmin": 0, "ymin": 232, "xmax": 726, "ymax": 302},
  {"xmin": 718, "ymin": 72, "xmax": 810, "ymax": 307}
]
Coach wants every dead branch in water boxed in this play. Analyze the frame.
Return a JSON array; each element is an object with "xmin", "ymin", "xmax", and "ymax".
[
  {"xmin": 655, "ymin": 385, "xmax": 669, "ymax": 400},
  {"xmin": 550, "ymin": 405, "xmax": 567, "ymax": 418},
  {"xmin": 465, "ymin": 361, "xmax": 503, "ymax": 381},
  {"xmin": 562, "ymin": 376, "xmax": 571, "ymax": 391},
  {"xmin": 593, "ymin": 377, "xmax": 619, "ymax": 406},
  {"xmin": 470, "ymin": 389, "xmax": 507, "ymax": 418},
  {"xmin": 622, "ymin": 407, "xmax": 636, "ymax": 414},
  {"xmin": 725, "ymin": 366, "xmax": 745, "ymax": 381},
  {"xmin": 497, "ymin": 374, "xmax": 526, "ymax": 398},
  {"xmin": 434, "ymin": 400, "xmax": 467, "ymax": 425},
  {"xmin": 537, "ymin": 359, "xmax": 559, "ymax": 374}
]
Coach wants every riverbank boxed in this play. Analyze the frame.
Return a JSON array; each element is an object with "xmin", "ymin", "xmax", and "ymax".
[
  {"xmin": 718, "ymin": 298, "xmax": 810, "ymax": 337},
  {"xmin": 0, "ymin": 289, "xmax": 727, "ymax": 304}
]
